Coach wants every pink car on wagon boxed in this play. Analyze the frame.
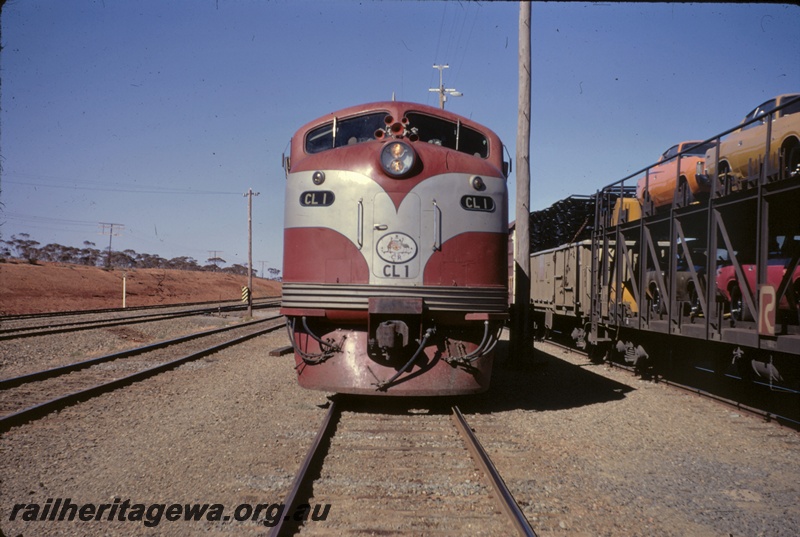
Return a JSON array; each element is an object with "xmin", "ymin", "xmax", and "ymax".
[{"xmin": 716, "ymin": 254, "xmax": 800, "ymax": 322}]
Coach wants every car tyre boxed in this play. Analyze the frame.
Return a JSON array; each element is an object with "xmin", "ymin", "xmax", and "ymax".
[
  {"xmin": 649, "ymin": 283, "xmax": 666, "ymax": 316},
  {"xmin": 688, "ymin": 284, "xmax": 702, "ymax": 317},
  {"xmin": 730, "ymin": 285, "xmax": 753, "ymax": 322},
  {"xmin": 785, "ymin": 141, "xmax": 800, "ymax": 179}
]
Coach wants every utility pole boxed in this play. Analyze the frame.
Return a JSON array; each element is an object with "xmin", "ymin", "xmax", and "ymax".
[
  {"xmin": 428, "ymin": 64, "xmax": 462, "ymax": 109},
  {"xmin": 511, "ymin": 1, "xmax": 532, "ymax": 364},
  {"xmin": 258, "ymin": 261, "xmax": 268, "ymax": 279},
  {"xmin": 208, "ymin": 250, "xmax": 223, "ymax": 271},
  {"xmin": 244, "ymin": 188, "xmax": 260, "ymax": 316},
  {"xmin": 99, "ymin": 222, "xmax": 124, "ymax": 268}
]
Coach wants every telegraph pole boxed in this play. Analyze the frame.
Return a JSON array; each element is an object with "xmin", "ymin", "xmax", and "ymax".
[
  {"xmin": 511, "ymin": 1, "xmax": 532, "ymax": 364},
  {"xmin": 208, "ymin": 250, "xmax": 223, "ymax": 271},
  {"xmin": 99, "ymin": 222, "xmax": 124, "ymax": 268},
  {"xmin": 428, "ymin": 64, "xmax": 462, "ymax": 109},
  {"xmin": 244, "ymin": 188, "xmax": 260, "ymax": 316}
]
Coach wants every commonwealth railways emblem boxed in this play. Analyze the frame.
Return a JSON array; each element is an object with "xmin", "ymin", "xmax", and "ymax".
[{"xmin": 376, "ymin": 232, "xmax": 418, "ymax": 264}]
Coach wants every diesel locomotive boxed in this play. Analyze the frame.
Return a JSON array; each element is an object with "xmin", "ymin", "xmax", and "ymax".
[{"xmin": 280, "ymin": 101, "xmax": 510, "ymax": 395}]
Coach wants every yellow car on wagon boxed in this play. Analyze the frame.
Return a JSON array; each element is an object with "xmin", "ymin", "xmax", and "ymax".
[{"xmin": 702, "ymin": 94, "xmax": 800, "ymax": 185}]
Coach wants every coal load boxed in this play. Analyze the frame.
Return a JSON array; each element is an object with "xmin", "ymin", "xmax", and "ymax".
[{"xmin": 529, "ymin": 195, "xmax": 596, "ymax": 252}]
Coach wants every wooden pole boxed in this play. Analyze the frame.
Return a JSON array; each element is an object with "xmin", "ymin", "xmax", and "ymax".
[
  {"xmin": 511, "ymin": 1, "xmax": 532, "ymax": 363},
  {"xmin": 245, "ymin": 188, "xmax": 260, "ymax": 317}
]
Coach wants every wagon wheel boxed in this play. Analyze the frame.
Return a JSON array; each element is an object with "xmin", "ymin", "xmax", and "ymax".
[{"xmin": 587, "ymin": 342, "xmax": 608, "ymax": 364}]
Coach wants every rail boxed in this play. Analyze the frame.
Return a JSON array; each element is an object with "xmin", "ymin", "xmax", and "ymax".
[
  {"xmin": 269, "ymin": 401, "xmax": 538, "ymax": 536},
  {"xmin": 0, "ymin": 300, "xmax": 279, "ymax": 340},
  {"xmin": 268, "ymin": 401, "xmax": 340, "ymax": 537},
  {"xmin": 451, "ymin": 405, "xmax": 538, "ymax": 537},
  {"xmin": 0, "ymin": 317, "xmax": 284, "ymax": 433}
]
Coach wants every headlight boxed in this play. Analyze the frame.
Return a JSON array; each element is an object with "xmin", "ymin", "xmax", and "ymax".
[{"xmin": 380, "ymin": 141, "xmax": 415, "ymax": 177}]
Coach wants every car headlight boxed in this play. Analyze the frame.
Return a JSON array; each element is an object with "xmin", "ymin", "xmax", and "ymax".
[{"xmin": 380, "ymin": 141, "xmax": 415, "ymax": 177}]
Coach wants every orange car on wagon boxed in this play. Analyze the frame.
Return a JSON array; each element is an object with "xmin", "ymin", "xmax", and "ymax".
[{"xmin": 636, "ymin": 140, "xmax": 715, "ymax": 209}]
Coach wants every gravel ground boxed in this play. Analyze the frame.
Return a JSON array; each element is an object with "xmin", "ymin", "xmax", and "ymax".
[
  {"xmin": 0, "ymin": 312, "xmax": 248, "ymax": 379},
  {"xmin": 465, "ymin": 340, "xmax": 800, "ymax": 537},
  {"xmin": 1, "ymin": 321, "xmax": 798, "ymax": 536}
]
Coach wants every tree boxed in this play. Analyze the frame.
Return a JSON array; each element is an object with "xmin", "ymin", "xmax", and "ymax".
[
  {"xmin": 80, "ymin": 241, "xmax": 101, "ymax": 266},
  {"xmin": 167, "ymin": 256, "xmax": 200, "ymax": 271},
  {"xmin": 136, "ymin": 252, "xmax": 166, "ymax": 269},
  {"xmin": 206, "ymin": 256, "xmax": 226, "ymax": 271},
  {"xmin": 9, "ymin": 234, "xmax": 41, "ymax": 263},
  {"xmin": 267, "ymin": 267, "xmax": 281, "ymax": 280},
  {"xmin": 222, "ymin": 264, "xmax": 250, "ymax": 276},
  {"xmin": 110, "ymin": 250, "xmax": 136, "ymax": 269}
]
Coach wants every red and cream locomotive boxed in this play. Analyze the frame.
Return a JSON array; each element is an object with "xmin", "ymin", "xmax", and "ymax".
[{"xmin": 280, "ymin": 101, "xmax": 510, "ymax": 395}]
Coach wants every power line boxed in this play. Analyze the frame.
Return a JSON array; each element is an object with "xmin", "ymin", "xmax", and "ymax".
[
  {"xmin": 452, "ymin": 3, "xmax": 480, "ymax": 84},
  {"xmin": 3, "ymin": 213, "xmax": 100, "ymax": 227},
  {"xmin": 4, "ymin": 178, "xmax": 241, "ymax": 196}
]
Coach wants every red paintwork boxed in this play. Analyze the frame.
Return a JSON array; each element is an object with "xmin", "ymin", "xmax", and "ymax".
[
  {"xmin": 423, "ymin": 232, "xmax": 508, "ymax": 286},
  {"xmin": 283, "ymin": 227, "xmax": 370, "ymax": 284}
]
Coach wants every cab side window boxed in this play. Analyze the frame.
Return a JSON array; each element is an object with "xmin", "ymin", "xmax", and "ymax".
[
  {"xmin": 305, "ymin": 112, "xmax": 387, "ymax": 154},
  {"xmin": 406, "ymin": 112, "xmax": 489, "ymax": 158}
]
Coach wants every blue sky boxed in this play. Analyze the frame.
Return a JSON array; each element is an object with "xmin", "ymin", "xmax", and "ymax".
[{"xmin": 2, "ymin": 1, "xmax": 798, "ymax": 274}]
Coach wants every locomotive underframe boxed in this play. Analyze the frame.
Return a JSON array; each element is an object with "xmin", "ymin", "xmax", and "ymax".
[{"xmin": 286, "ymin": 308, "xmax": 505, "ymax": 396}]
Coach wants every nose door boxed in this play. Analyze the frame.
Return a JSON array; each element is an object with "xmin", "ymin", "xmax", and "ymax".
[{"xmin": 372, "ymin": 192, "xmax": 421, "ymax": 283}]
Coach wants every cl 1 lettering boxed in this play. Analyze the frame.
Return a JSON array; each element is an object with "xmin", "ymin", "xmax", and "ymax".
[
  {"xmin": 460, "ymin": 195, "xmax": 495, "ymax": 212},
  {"xmin": 299, "ymin": 191, "xmax": 335, "ymax": 207},
  {"xmin": 382, "ymin": 264, "xmax": 410, "ymax": 278}
]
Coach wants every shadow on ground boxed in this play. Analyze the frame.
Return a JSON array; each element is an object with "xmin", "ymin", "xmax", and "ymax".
[{"xmin": 334, "ymin": 340, "xmax": 635, "ymax": 416}]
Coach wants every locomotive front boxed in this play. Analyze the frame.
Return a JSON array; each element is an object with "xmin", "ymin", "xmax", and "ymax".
[{"xmin": 281, "ymin": 102, "xmax": 509, "ymax": 395}]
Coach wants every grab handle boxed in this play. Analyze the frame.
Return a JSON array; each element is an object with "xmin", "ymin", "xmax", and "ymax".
[
  {"xmin": 357, "ymin": 199, "xmax": 364, "ymax": 249},
  {"xmin": 432, "ymin": 199, "xmax": 442, "ymax": 251}
]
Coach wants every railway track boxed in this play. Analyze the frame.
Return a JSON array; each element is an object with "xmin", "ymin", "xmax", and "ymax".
[
  {"xmin": 0, "ymin": 315, "xmax": 285, "ymax": 433},
  {"xmin": 536, "ymin": 337, "xmax": 800, "ymax": 430},
  {"xmin": 270, "ymin": 398, "xmax": 537, "ymax": 536},
  {"xmin": 0, "ymin": 297, "xmax": 263, "ymax": 322},
  {"xmin": 0, "ymin": 298, "xmax": 280, "ymax": 340}
]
